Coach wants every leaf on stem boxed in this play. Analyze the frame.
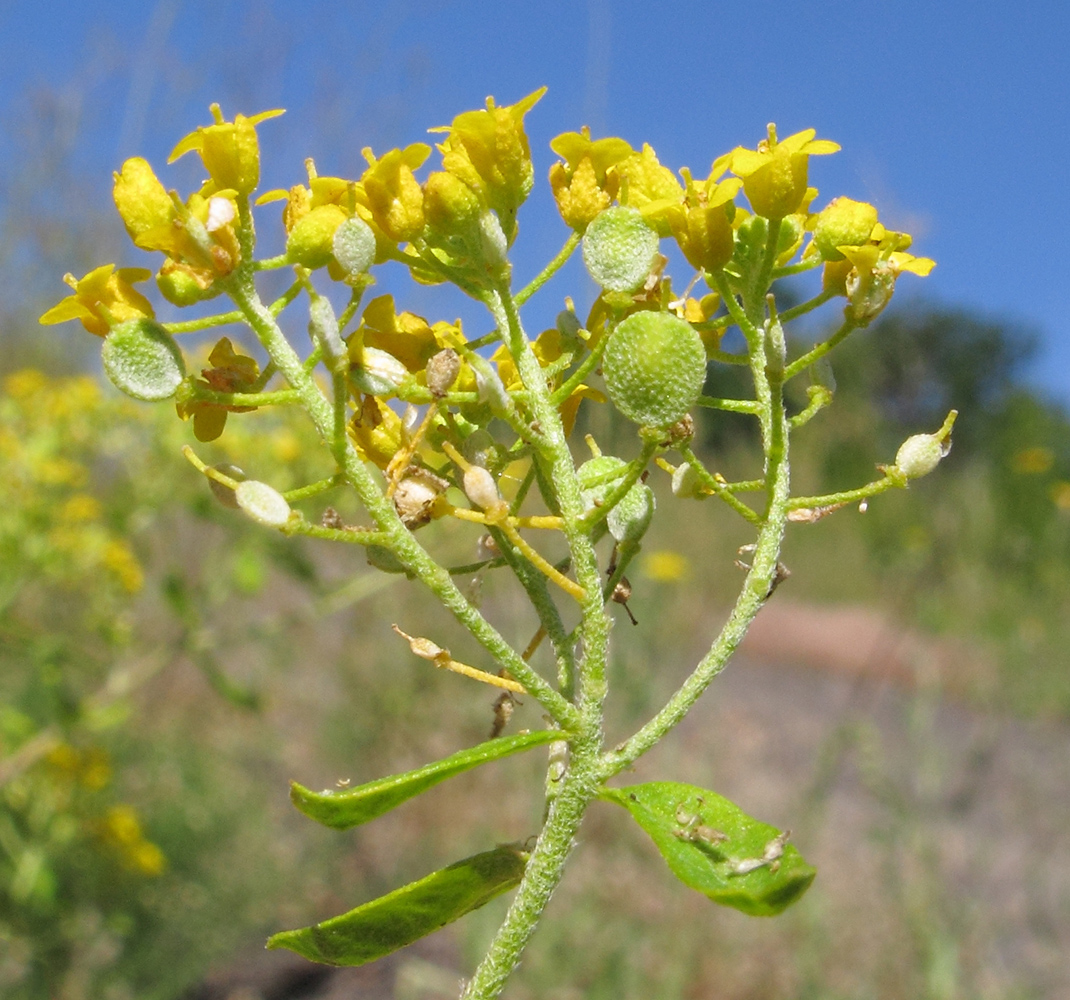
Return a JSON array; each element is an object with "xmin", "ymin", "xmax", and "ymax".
[
  {"xmin": 601, "ymin": 781, "xmax": 815, "ymax": 916},
  {"xmin": 267, "ymin": 845, "xmax": 527, "ymax": 966},
  {"xmin": 291, "ymin": 730, "xmax": 562, "ymax": 829}
]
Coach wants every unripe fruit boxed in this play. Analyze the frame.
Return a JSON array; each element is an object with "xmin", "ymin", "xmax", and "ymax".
[
  {"xmin": 156, "ymin": 267, "xmax": 221, "ymax": 307},
  {"xmin": 811, "ymin": 197, "xmax": 878, "ymax": 262},
  {"xmin": 234, "ymin": 480, "xmax": 292, "ymax": 527},
  {"xmin": 602, "ymin": 311, "xmax": 706, "ymax": 428},
  {"xmin": 582, "ymin": 206, "xmax": 660, "ymax": 293},
  {"xmin": 331, "ymin": 215, "xmax": 376, "ymax": 276},
  {"xmin": 287, "ymin": 204, "xmax": 348, "ymax": 269},
  {"xmin": 895, "ymin": 434, "xmax": 945, "ymax": 479},
  {"xmin": 101, "ymin": 318, "xmax": 186, "ymax": 401},
  {"xmin": 578, "ymin": 456, "xmax": 655, "ymax": 545}
]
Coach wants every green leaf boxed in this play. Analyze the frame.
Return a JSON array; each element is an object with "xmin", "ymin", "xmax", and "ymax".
[
  {"xmin": 267, "ymin": 845, "xmax": 527, "ymax": 966},
  {"xmin": 291, "ymin": 730, "xmax": 563, "ymax": 830},
  {"xmin": 101, "ymin": 318, "xmax": 186, "ymax": 401},
  {"xmin": 601, "ymin": 781, "xmax": 816, "ymax": 916}
]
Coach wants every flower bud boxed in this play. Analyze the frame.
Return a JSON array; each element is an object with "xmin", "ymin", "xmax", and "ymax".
[{"xmin": 582, "ymin": 206, "xmax": 660, "ymax": 293}]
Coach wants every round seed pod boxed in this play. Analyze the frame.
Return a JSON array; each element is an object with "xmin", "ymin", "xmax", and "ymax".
[
  {"xmin": 101, "ymin": 318, "xmax": 186, "ymax": 402},
  {"xmin": 332, "ymin": 215, "xmax": 376, "ymax": 276},
  {"xmin": 287, "ymin": 204, "xmax": 348, "ymax": 270},
  {"xmin": 156, "ymin": 267, "xmax": 222, "ymax": 307},
  {"xmin": 234, "ymin": 480, "xmax": 292, "ymax": 528},
  {"xmin": 895, "ymin": 433, "xmax": 949, "ymax": 480},
  {"xmin": 602, "ymin": 311, "xmax": 706, "ymax": 428},
  {"xmin": 582, "ymin": 206, "xmax": 660, "ymax": 293},
  {"xmin": 578, "ymin": 456, "xmax": 655, "ymax": 545}
]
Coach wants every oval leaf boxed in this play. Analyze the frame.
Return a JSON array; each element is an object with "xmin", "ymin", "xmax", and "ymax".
[
  {"xmin": 101, "ymin": 318, "xmax": 186, "ymax": 401},
  {"xmin": 601, "ymin": 781, "xmax": 815, "ymax": 916},
  {"xmin": 291, "ymin": 730, "xmax": 563, "ymax": 830},
  {"xmin": 267, "ymin": 845, "xmax": 527, "ymax": 966}
]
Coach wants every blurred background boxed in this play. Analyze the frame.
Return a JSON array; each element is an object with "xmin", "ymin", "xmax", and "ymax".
[{"xmin": 2, "ymin": 2, "xmax": 1069, "ymax": 998}]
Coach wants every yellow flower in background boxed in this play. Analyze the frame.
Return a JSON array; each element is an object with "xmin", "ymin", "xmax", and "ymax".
[
  {"xmin": 100, "ymin": 805, "xmax": 167, "ymax": 876},
  {"xmin": 433, "ymin": 88, "xmax": 545, "ymax": 240},
  {"xmin": 640, "ymin": 549, "xmax": 692, "ymax": 582},
  {"xmin": 615, "ymin": 143, "xmax": 684, "ymax": 235},
  {"xmin": 548, "ymin": 127, "xmax": 633, "ymax": 231},
  {"xmin": 728, "ymin": 125, "xmax": 839, "ymax": 219},
  {"xmin": 39, "ymin": 264, "xmax": 155, "ymax": 336},
  {"xmin": 1011, "ymin": 446, "xmax": 1055, "ymax": 474},
  {"xmin": 169, "ymin": 103, "xmax": 284, "ymax": 196},
  {"xmin": 361, "ymin": 143, "xmax": 431, "ymax": 243}
]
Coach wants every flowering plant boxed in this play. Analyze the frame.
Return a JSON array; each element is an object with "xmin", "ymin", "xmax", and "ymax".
[{"xmin": 42, "ymin": 95, "xmax": 949, "ymax": 999}]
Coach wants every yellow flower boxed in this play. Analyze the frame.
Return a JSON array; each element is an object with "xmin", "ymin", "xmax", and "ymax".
[
  {"xmin": 169, "ymin": 103, "xmax": 283, "ymax": 196},
  {"xmin": 361, "ymin": 143, "xmax": 430, "ymax": 243},
  {"xmin": 432, "ymin": 88, "xmax": 546, "ymax": 241},
  {"xmin": 615, "ymin": 144, "xmax": 684, "ymax": 235},
  {"xmin": 349, "ymin": 295, "xmax": 467, "ymax": 375},
  {"xmin": 548, "ymin": 127, "xmax": 633, "ymax": 231},
  {"xmin": 112, "ymin": 157, "xmax": 242, "ymax": 277},
  {"xmin": 728, "ymin": 125, "xmax": 839, "ymax": 219},
  {"xmin": 660, "ymin": 168, "xmax": 742, "ymax": 273},
  {"xmin": 839, "ymin": 243, "xmax": 935, "ymax": 324},
  {"xmin": 112, "ymin": 156, "xmax": 174, "ymax": 241},
  {"xmin": 39, "ymin": 264, "xmax": 154, "ymax": 337}
]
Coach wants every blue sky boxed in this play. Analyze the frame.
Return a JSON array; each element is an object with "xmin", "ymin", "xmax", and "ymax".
[{"xmin": 2, "ymin": 1, "xmax": 1067, "ymax": 401}]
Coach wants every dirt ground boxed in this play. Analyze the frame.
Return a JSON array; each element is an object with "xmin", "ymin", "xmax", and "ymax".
[{"xmin": 186, "ymin": 599, "xmax": 1070, "ymax": 1000}]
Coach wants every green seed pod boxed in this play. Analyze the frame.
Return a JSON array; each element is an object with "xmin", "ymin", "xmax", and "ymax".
[
  {"xmin": 287, "ymin": 204, "xmax": 348, "ymax": 269},
  {"xmin": 578, "ymin": 456, "xmax": 655, "ymax": 545},
  {"xmin": 811, "ymin": 197, "xmax": 878, "ymax": 262},
  {"xmin": 892, "ymin": 411, "xmax": 957, "ymax": 481},
  {"xmin": 332, "ymin": 215, "xmax": 376, "ymax": 276},
  {"xmin": 602, "ymin": 311, "xmax": 706, "ymax": 428},
  {"xmin": 895, "ymin": 434, "xmax": 945, "ymax": 479},
  {"xmin": 582, "ymin": 206, "xmax": 660, "ymax": 293},
  {"xmin": 234, "ymin": 480, "xmax": 292, "ymax": 528},
  {"xmin": 101, "ymin": 318, "xmax": 186, "ymax": 402},
  {"xmin": 156, "ymin": 266, "xmax": 222, "ymax": 307}
]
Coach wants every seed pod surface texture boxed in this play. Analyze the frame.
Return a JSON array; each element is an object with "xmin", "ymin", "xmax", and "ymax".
[
  {"xmin": 102, "ymin": 319, "xmax": 186, "ymax": 401},
  {"xmin": 603, "ymin": 311, "xmax": 706, "ymax": 428},
  {"xmin": 582, "ymin": 206, "xmax": 660, "ymax": 293}
]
